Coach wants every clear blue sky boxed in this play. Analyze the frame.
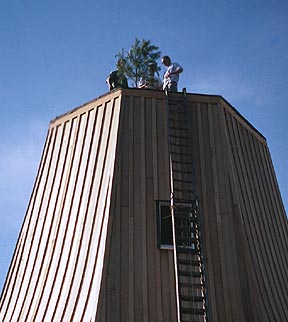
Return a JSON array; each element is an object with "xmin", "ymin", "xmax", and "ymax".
[{"xmin": 0, "ymin": 0, "xmax": 287, "ymax": 291}]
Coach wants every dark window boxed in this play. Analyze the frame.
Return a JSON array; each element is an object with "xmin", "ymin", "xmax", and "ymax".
[{"xmin": 156, "ymin": 201, "xmax": 173, "ymax": 248}]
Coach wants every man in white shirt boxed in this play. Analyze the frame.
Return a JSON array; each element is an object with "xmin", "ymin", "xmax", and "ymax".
[{"xmin": 162, "ymin": 56, "xmax": 183, "ymax": 92}]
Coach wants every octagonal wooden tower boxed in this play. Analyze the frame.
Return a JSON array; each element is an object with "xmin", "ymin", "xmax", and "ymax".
[{"xmin": 1, "ymin": 88, "xmax": 287, "ymax": 322}]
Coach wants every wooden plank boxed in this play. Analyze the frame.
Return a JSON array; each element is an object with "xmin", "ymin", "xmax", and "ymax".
[
  {"xmin": 261, "ymin": 145, "xmax": 288, "ymax": 249},
  {"xmin": 0, "ymin": 127, "xmax": 54, "ymax": 319},
  {"xmin": 134, "ymin": 95, "xmax": 143, "ymax": 319},
  {"xmin": 140, "ymin": 96, "xmax": 148, "ymax": 322},
  {"xmin": 216, "ymin": 105, "xmax": 246, "ymax": 322},
  {"xmin": 201, "ymin": 101, "xmax": 226, "ymax": 322},
  {"xmin": 53, "ymin": 109, "xmax": 98, "ymax": 321},
  {"xmin": 168, "ymin": 251, "xmax": 177, "ymax": 322},
  {"xmin": 244, "ymin": 129, "xmax": 288, "ymax": 318},
  {"xmin": 76, "ymin": 98, "xmax": 121, "ymax": 321},
  {"xmin": 196, "ymin": 101, "xmax": 218, "ymax": 321},
  {"xmin": 250, "ymin": 136, "xmax": 288, "ymax": 319},
  {"xmin": 209, "ymin": 103, "xmax": 233, "ymax": 322},
  {"xmin": 39, "ymin": 117, "xmax": 80, "ymax": 320},
  {"xmin": 152, "ymin": 98, "xmax": 164, "ymax": 322},
  {"xmin": 221, "ymin": 109, "xmax": 266, "ymax": 321},
  {"xmin": 0, "ymin": 126, "xmax": 51, "ymax": 314},
  {"xmin": 55, "ymin": 110, "xmax": 96, "ymax": 321},
  {"xmin": 128, "ymin": 95, "xmax": 135, "ymax": 322},
  {"xmin": 158, "ymin": 96, "xmax": 170, "ymax": 200},
  {"xmin": 7, "ymin": 123, "xmax": 59, "ymax": 322},
  {"xmin": 26, "ymin": 120, "xmax": 74, "ymax": 322},
  {"xmin": 236, "ymin": 121, "xmax": 287, "ymax": 321},
  {"xmin": 228, "ymin": 114, "xmax": 276, "ymax": 321}
]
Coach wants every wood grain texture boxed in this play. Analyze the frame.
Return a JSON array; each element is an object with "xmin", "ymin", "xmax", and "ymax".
[{"xmin": 0, "ymin": 88, "xmax": 287, "ymax": 322}]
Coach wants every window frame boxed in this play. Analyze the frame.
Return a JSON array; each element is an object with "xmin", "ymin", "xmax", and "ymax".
[{"xmin": 156, "ymin": 200, "xmax": 174, "ymax": 250}]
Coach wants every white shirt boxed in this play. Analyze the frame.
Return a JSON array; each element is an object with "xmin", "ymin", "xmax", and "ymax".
[{"xmin": 163, "ymin": 62, "xmax": 183, "ymax": 89}]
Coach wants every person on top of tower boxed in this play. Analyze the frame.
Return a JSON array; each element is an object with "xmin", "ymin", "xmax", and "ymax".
[
  {"xmin": 138, "ymin": 63, "xmax": 162, "ymax": 90},
  {"xmin": 161, "ymin": 55, "xmax": 183, "ymax": 92},
  {"xmin": 106, "ymin": 59, "xmax": 128, "ymax": 90}
]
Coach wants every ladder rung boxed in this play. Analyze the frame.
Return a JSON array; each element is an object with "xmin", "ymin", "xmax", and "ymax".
[
  {"xmin": 176, "ymin": 223, "xmax": 200, "ymax": 234},
  {"xmin": 168, "ymin": 102, "xmax": 186, "ymax": 106},
  {"xmin": 178, "ymin": 270, "xmax": 202, "ymax": 278},
  {"xmin": 171, "ymin": 160, "xmax": 192, "ymax": 165},
  {"xmin": 172, "ymin": 164, "xmax": 192, "ymax": 171},
  {"xmin": 170, "ymin": 126, "xmax": 188, "ymax": 131},
  {"xmin": 168, "ymin": 117, "xmax": 187, "ymax": 123},
  {"xmin": 169, "ymin": 120, "xmax": 188, "ymax": 126},
  {"xmin": 176, "ymin": 243, "xmax": 199, "ymax": 250},
  {"xmin": 174, "ymin": 188, "xmax": 194, "ymax": 193},
  {"xmin": 169, "ymin": 104, "xmax": 186, "ymax": 108},
  {"xmin": 180, "ymin": 295, "xmax": 205, "ymax": 303},
  {"xmin": 173, "ymin": 176, "xmax": 193, "ymax": 182},
  {"xmin": 170, "ymin": 135, "xmax": 189, "ymax": 141},
  {"xmin": 176, "ymin": 234, "xmax": 199, "ymax": 239},
  {"xmin": 172, "ymin": 169, "xmax": 192, "ymax": 175},
  {"xmin": 175, "ymin": 223, "xmax": 198, "ymax": 229},
  {"xmin": 177, "ymin": 258, "xmax": 201, "ymax": 266},
  {"xmin": 170, "ymin": 132, "xmax": 188, "ymax": 137},
  {"xmin": 172, "ymin": 168, "xmax": 192, "ymax": 174},
  {"xmin": 174, "ymin": 209, "xmax": 197, "ymax": 215},
  {"xmin": 175, "ymin": 207, "xmax": 196, "ymax": 213},
  {"xmin": 177, "ymin": 244, "xmax": 199, "ymax": 250},
  {"xmin": 176, "ymin": 237, "xmax": 199, "ymax": 244},
  {"xmin": 179, "ymin": 282, "xmax": 203, "ymax": 289},
  {"xmin": 181, "ymin": 307, "xmax": 206, "ymax": 315},
  {"xmin": 174, "ymin": 215, "xmax": 198, "ymax": 221},
  {"xmin": 176, "ymin": 227, "xmax": 199, "ymax": 235},
  {"xmin": 174, "ymin": 199, "xmax": 194, "ymax": 204},
  {"xmin": 177, "ymin": 227, "xmax": 198, "ymax": 234},
  {"xmin": 173, "ymin": 179, "xmax": 193, "ymax": 184},
  {"xmin": 175, "ymin": 226, "xmax": 198, "ymax": 233},
  {"xmin": 168, "ymin": 108, "xmax": 186, "ymax": 113},
  {"xmin": 170, "ymin": 151, "xmax": 191, "ymax": 157},
  {"xmin": 177, "ymin": 227, "xmax": 200, "ymax": 238},
  {"xmin": 176, "ymin": 200, "xmax": 198, "ymax": 208},
  {"xmin": 175, "ymin": 213, "xmax": 198, "ymax": 220},
  {"xmin": 177, "ymin": 247, "xmax": 200, "ymax": 254},
  {"xmin": 170, "ymin": 143, "xmax": 189, "ymax": 148}
]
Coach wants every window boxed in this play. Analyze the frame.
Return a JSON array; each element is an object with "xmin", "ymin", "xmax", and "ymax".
[{"xmin": 156, "ymin": 201, "xmax": 173, "ymax": 249}]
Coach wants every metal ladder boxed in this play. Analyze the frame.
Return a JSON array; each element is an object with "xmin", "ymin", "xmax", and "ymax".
[{"xmin": 166, "ymin": 89, "xmax": 209, "ymax": 322}]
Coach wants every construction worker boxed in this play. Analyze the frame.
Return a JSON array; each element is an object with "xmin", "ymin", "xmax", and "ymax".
[
  {"xmin": 138, "ymin": 63, "xmax": 162, "ymax": 90},
  {"xmin": 161, "ymin": 56, "xmax": 183, "ymax": 92},
  {"xmin": 106, "ymin": 59, "xmax": 128, "ymax": 90}
]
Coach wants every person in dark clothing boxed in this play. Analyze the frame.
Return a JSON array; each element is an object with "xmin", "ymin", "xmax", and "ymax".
[{"xmin": 106, "ymin": 59, "xmax": 128, "ymax": 90}]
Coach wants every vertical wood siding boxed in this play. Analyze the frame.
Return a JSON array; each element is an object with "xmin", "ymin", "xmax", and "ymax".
[
  {"xmin": 0, "ymin": 92, "xmax": 122, "ymax": 322},
  {"xmin": 187, "ymin": 96, "xmax": 288, "ymax": 322},
  {"xmin": 95, "ymin": 90, "xmax": 177, "ymax": 322},
  {"xmin": 0, "ymin": 89, "xmax": 287, "ymax": 322}
]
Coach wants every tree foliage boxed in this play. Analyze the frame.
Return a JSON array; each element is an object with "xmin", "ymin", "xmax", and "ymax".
[{"xmin": 116, "ymin": 38, "xmax": 161, "ymax": 87}]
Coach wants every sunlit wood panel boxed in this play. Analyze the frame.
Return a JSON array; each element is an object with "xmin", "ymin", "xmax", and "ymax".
[{"xmin": 1, "ymin": 89, "xmax": 287, "ymax": 322}]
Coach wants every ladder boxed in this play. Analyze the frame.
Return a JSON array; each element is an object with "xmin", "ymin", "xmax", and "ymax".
[{"xmin": 166, "ymin": 89, "xmax": 209, "ymax": 322}]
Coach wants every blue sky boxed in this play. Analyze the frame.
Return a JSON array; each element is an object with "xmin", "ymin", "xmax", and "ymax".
[{"xmin": 0, "ymin": 0, "xmax": 287, "ymax": 291}]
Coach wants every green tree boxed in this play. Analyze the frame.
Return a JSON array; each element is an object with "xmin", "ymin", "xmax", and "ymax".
[{"xmin": 116, "ymin": 38, "xmax": 161, "ymax": 87}]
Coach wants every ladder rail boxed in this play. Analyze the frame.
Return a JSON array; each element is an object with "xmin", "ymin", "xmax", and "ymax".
[
  {"xmin": 181, "ymin": 89, "xmax": 209, "ymax": 321},
  {"xmin": 165, "ymin": 88, "xmax": 182, "ymax": 322},
  {"xmin": 166, "ymin": 89, "xmax": 209, "ymax": 322}
]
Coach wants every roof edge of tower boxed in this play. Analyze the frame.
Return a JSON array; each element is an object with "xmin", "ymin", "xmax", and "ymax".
[
  {"xmin": 49, "ymin": 88, "xmax": 123, "ymax": 126},
  {"xmin": 49, "ymin": 88, "xmax": 266, "ymax": 142}
]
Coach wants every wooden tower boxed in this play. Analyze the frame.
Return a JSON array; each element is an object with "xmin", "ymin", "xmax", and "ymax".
[{"xmin": 1, "ymin": 88, "xmax": 287, "ymax": 322}]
